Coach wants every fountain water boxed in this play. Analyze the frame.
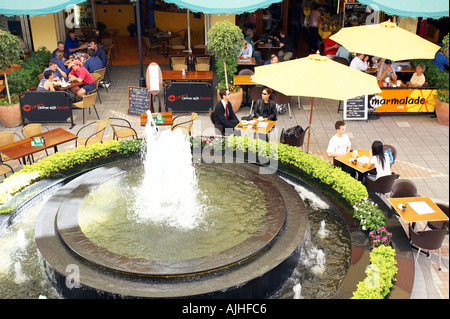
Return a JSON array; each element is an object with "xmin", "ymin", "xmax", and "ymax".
[{"xmin": 318, "ymin": 220, "xmax": 329, "ymax": 239}]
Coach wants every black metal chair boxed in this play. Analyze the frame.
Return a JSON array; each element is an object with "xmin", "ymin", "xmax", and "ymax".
[
  {"xmin": 210, "ymin": 110, "xmax": 224, "ymax": 136},
  {"xmin": 409, "ymin": 224, "xmax": 448, "ymax": 270},
  {"xmin": 280, "ymin": 126, "xmax": 309, "ymax": 151}
]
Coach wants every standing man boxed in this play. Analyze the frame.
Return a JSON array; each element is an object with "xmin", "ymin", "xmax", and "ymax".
[{"xmin": 214, "ymin": 89, "xmax": 240, "ymax": 134}]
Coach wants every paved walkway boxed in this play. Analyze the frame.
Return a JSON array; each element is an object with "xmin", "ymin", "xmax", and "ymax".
[{"xmin": 0, "ymin": 64, "xmax": 448, "ymax": 299}]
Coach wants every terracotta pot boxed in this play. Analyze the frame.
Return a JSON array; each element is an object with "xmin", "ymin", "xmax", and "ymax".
[
  {"xmin": 0, "ymin": 103, "xmax": 23, "ymax": 127},
  {"xmin": 435, "ymin": 100, "xmax": 449, "ymax": 125},
  {"xmin": 217, "ymin": 89, "xmax": 243, "ymax": 114}
]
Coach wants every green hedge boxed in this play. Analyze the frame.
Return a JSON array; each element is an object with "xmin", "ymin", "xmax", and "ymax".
[{"xmin": 0, "ymin": 136, "xmax": 397, "ymax": 298}]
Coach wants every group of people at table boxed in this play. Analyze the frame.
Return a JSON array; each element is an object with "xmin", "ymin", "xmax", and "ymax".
[{"xmin": 35, "ymin": 29, "xmax": 108, "ymax": 100}]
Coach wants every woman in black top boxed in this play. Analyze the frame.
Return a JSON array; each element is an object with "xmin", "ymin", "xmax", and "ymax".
[{"xmin": 254, "ymin": 87, "xmax": 277, "ymax": 121}]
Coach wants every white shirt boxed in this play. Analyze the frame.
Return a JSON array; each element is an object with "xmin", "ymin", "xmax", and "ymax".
[
  {"xmin": 240, "ymin": 44, "xmax": 253, "ymax": 57},
  {"xmin": 327, "ymin": 134, "xmax": 351, "ymax": 156},
  {"xmin": 349, "ymin": 56, "xmax": 369, "ymax": 71},
  {"xmin": 409, "ymin": 72, "xmax": 425, "ymax": 86},
  {"xmin": 370, "ymin": 153, "xmax": 391, "ymax": 179}
]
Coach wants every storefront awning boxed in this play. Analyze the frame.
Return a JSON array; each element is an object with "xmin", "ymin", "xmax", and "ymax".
[
  {"xmin": 357, "ymin": 0, "xmax": 449, "ymax": 19},
  {"xmin": 163, "ymin": 0, "xmax": 282, "ymax": 15},
  {"xmin": 0, "ymin": 0, "xmax": 86, "ymax": 17}
]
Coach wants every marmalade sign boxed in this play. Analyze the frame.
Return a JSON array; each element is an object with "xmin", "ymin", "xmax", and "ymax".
[{"xmin": 370, "ymin": 88, "xmax": 437, "ymax": 113}]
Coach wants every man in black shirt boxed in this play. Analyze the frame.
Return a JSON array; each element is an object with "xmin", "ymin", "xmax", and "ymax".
[{"xmin": 275, "ymin": 30, "xmax": 295, "ymax": 61}]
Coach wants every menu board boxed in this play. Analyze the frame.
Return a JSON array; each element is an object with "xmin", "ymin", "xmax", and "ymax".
[
  {"xmin": 343, "ymin": 95, "xmax": 368, "ymax": 120},
  {"xmin": 128, "ymin": 86, "xmax": 151, "ymax": 116}
]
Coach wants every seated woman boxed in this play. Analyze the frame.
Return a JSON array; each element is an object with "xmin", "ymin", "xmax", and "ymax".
[
  {"xmin": 253, "ymin": 87, "xmax": 277, "ymax": 121},
  {"xmin": 36, "ymin": 70, "xmax": 55, "ymax": 92},
  {"xmin": 366, "ymin": 140, "xmax": 391, "ymax": 182},
  {"xmin": 406, "ymin": 63, "xmax": 426, "ymax": 87}
]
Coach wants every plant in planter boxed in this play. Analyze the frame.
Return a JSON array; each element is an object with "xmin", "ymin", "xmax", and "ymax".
[
  {"xmin": 369, "ymin": 226, "xmax": 392, "ymax": 249},
  {"xmin": 127, "ymin": 23, "xmax": 137, "ymax": 36},
  {"xmin": 441, "ymin": 33, "xmax": 449, "ymax": 59},
  {"xmin": 207, "ymin": 20, "xmax": 244, "ymax": 112},
  {"xmin": 0, "ymin": 29, "xmax": 23, "ymax": 104}
]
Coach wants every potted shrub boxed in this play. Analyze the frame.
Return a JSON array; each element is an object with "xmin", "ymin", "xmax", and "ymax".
[
  {"xmin": 127, "ymin": 23, "xmax": 137, "ymax": 37},
  {"xmin": 207, "ymin": 20, "xmax": 244, "ymax": 113},
  {"xmin": 435, "ymin": 88, "xmax": 449, "ymax": 125},
  {"xmin": 0, "ymin": 30, "xmax": 23, "ymax": 127}
]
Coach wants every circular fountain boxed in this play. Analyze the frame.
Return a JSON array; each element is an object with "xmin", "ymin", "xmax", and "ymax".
[{"xmin": 34, "ymin": 125, "xmax": 310, "ymax": 298}]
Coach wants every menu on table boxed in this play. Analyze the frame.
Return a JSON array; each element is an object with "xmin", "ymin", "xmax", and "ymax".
[{"xmin": 408, "ymin": 201, "xmax": 435, "ymax": 215}]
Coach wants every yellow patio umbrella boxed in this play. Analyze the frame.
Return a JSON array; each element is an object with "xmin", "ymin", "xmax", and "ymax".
[
  {"xmin": 252, "ymin": 53, "xmax": 381, "ymax": 152},
  {"xmin": 330, "ymin": 21, "xmax": 441, "ymax": 61}
]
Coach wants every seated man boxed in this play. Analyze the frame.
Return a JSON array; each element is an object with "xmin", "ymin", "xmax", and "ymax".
[
  {"xmin": 68, "ymin": 60, "xmax": 96, "ymax": 97},
  {"xmin": 327, "ymin": 120, "xmax": 356, "ymax": 178},
  {"xmin": 50, "ymin": 51, "xmax": 69, "ymax": 80},
  {"xmin": 83, "ymin": 48, "xmax": 105, "ymax": 73},
  {"xmin": 89, "ymin": 40, "xmax": 107, "ymax": 70},
  {"xmin": 406, "ymin": 63, "xmax": 426, "ymax": 87},
  {"xmin": 377, "ymin": 59, "xmax": 397, "ymax": 82},
  {"xmin": 324, "ymin": 34, "xmax": 339, "ymax": 59},
  {"xmin": 349, "ymin": 53, "xmax": 369, "ymax": 71},
  {"xmin": 214, "ymin": 89, "xmax": 240, "ymax": 134},
  {"xmin": 264, "ymin": 54, "xmax": 279, "ymax": 65},
  {"xmin": 45, "ymin": 60, "xmax": 68, "ymax": 80},
  {"xmin": 334, "ymin": 45, "xmax": 351, "ymax": 63},
  {"xmin": 275, "ymin": 30, "xmax": 295, "ymax": 61},
  {"xmin": 36, "ymin": 70, "xmax": 55, "ymax": 92},
  {"xmin": 65, "ymin": 29, "xmax": 87, "ymax": 55},
  {"xmin": 51, "ymin": 41, "xmax": 71, "ymax": 60},
  {"xmin": 239, "ymin": 40, "xmax": 253, "ymax": 58}
]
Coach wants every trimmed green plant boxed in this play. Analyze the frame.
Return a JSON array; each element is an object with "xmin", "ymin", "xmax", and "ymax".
[
  {"xmin": 0, "ymin": 29, "xmax": 23, "ymax": 104},
  {"xmin": 207, "ymin": 20, "xmax": 244, "ymax": 91}
]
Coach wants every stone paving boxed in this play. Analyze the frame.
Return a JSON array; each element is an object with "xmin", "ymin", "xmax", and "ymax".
[{"xmin": 0, "ymin": 61, "xmax": 448, "ymax": 299}]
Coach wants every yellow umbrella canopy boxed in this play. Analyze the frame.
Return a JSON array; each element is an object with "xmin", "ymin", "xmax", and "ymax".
[
  {"xmin": 252, "ymin": 53, "xmax": 381, "ymax": 152},
  {"xmin": 252, "ymin": 53, "xmax": 381, "ymax": 99},
  {"xmin": 330, "ymin": 21, "xmax": 441, "ymax": 61}
]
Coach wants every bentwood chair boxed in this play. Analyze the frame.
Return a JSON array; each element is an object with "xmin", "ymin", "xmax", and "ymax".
[
  {"xmin": 106, "ymin": 117, "xmax": 139, "ymax": 140},
  {"xmin": 143, "ymin": 36, "xmax": 162, "ymax": 58},
  {"xmin": 0, "ymin": 131, "xmax": 24, "ymax": 165},
  {"xmin": 390, "ymin": 179, "xmax": 419, "ymax": 198},
  {"xmin": 249, "ymin": 86, "xmax": 264, "ymax": 115},
  {"xmin": 72, "ymin": 92, "xmax": 99, "ymax": 125},
  {"xmin": 171, "ymin": 113, "xmax": 198, "ymax": 135},
  {"xmin": 383, "ymin": 144, "xmax": 397, "ymax": 165},
  {"xmin": 75, "ymin": 120, "xmax": 108, "ymax": 147},
  {"xmin": 210, "ymin": 110, "xmax": 224, "ymax": 136},
  {"xmin": 88, "ymin": 73, "xmax": 103, "ymax": 103},
  {"xmin": 409, "ymin": 224, "xmax": 448, "ymax": 270},
  {"xmin": 0, "ymin": 163, "xmax": 14, "ymax": 178},
  {"xmin": 272, "ymin": 91, "xmax": 292, "ymax": 118},
  {"xmin": 22, "ymin": 123, "xmax": 50, "ymax": 159},
  {"xmin": 280, "ymin": 125, "xmax": 309, "ymax": 151}
]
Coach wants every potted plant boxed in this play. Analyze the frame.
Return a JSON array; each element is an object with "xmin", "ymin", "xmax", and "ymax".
[
  {"xmin": 0, "ymin": 30, "xmax": 23, "ymax": 127},
  {"xmin": 207, "ymin": 20, "xmax": 244, "ymax": 113},
  {"xmin": 127, "ymin": 23, "xmax": 137, "ymax": 37},
  {"xmin": 435, "ymin": 88, "xmax": 449, "ymax": 125}
]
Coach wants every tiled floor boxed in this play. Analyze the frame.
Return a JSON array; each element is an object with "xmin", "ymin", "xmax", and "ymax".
[{"xmin": 0, "ymin": 36, "xmax": 448, "ymax": 298}]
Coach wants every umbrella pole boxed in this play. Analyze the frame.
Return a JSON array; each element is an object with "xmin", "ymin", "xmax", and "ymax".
[{"xmin": 306, "ymin": 97, "xmax": 314, "ymax": 153}]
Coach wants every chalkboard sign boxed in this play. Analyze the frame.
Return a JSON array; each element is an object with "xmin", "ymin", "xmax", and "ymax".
[
  {"xmin": 128, "ymin": 86, "xmax": 151, "ymax": 116},
  {"xmin": 165, "ymin": 82, "xmax": 213, "ymax": 113},
  {"xmin": 343, "ymin": 95, "xmax": 368, "ymax": 120},
  {"xmin": 20, "ymin": 91, "xmax": 74, "ymax": 128}
]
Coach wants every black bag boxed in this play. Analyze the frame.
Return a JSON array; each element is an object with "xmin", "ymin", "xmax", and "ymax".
[
  {"xmin": 280, "ymin": 125, "xmax": 303, "ymax": 143},
  {"xmin": 241, "ymin": 114, "xmax": 253, "ymax": 121}
]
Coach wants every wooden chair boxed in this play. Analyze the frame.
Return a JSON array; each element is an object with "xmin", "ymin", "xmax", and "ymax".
[
  {"xmin": 76, "ymin": 120, "xmax": 108, "ymax": 147},
  {"xmin": 143, "ymin": 36, "xmax": 162, "ymax": 58},
  {"xmin": 171, "ymin": 113, "xmax": 198, "ymax": 135},
  {"xmin": 172, "ymin": 64, "xmax": 188, "ymax": 71},
  {"xmin": 72, "ymin": 92, "xmax": 99, "ymax": 124},
  {"xmin": 0, "ymin": 163, "xmax": 14, "ymax": 178},
  {"xmin": 409, "ymin": 224, "xmax": 447, "ymax": 270},
  {"xmin": 106, "ymin": 117, "xmax": 138, "ymax": 140},
  {"xmin": 195, "ymin": 56, "xmax": 210, "ymax": 65},
  {"xmin": 0, "ymin": 131, "xmax": 23, "ymax": 165},
  {"xmin": 365, "ymin": 173, "xmax": 400, "ymax": 196},
  {"xmin": 195, "ymin": 63, "xmax": 210, "ymax": 71},
  {"xmin": 171, "ymin": 57, "xmax": 187, "ymax": 70},
  {"xmin": 38, "ymin": 72, "xmax": 44, "ymax": 81}
]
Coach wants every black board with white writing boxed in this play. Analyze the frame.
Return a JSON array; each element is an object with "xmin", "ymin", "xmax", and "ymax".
[
  {"xmin": 343, "ymin": 95, "xmax": 368, "ymax": 120},
  {"xmin": 128, "ymin": 86, "xmax": 151, "ymax": 116}
]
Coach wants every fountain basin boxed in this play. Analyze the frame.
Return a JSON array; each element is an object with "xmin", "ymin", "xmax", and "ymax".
[{"xmin": 35, "ymin": 161, "xmax": 308, "ymax": 298}]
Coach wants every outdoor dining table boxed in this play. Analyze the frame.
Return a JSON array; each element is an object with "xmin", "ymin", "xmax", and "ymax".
[
  {"xmin": 233, "ymin": 74, "xmax": 258, "ymax": 107},
  {"xmin": 162, "ymin": 70, "xmax": 213, "ymax": 82},
  {"xmin": 53, "ymin": 81, "xmax": 84, "ymax": 91},
  {"xmin": 237, "ymin": 57, "xmax": 256, "ymax": 66},
  {"xmin": 334, "ymin": 149, "xmax": 374, "ymax": 175},
  {"xmin": 0, "ymin": 128, "xmax": 77, "ymax": 164},
  {"xmin": 235, "ymin": 118, "xmax": 276, "ymax": 136},
  {"xmin": 140, "ymin": 112, "xmax": 173, "ymax": 127},
  {"xmin": 388, "ymin": 196, "xmax": 449, "ymax": 226},
  {"xmin": 155, "ymin": 31, "xmax": 182, "ymax": 57}
]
